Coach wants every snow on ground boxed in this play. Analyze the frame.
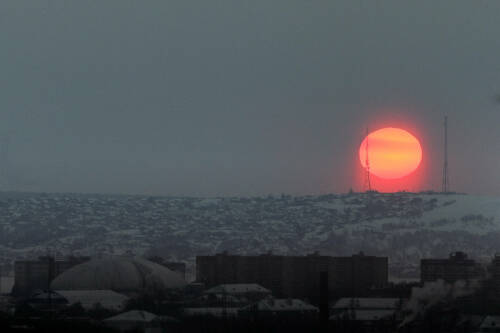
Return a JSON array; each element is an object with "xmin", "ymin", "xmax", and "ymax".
[{"xmin": 0, "ymin": 191, "xmax": 499, "ymax": 280}]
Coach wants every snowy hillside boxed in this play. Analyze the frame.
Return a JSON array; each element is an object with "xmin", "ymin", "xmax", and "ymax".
[{"xmin": 0, "ymin": 191, "xmax": 499, "ymax": 280}]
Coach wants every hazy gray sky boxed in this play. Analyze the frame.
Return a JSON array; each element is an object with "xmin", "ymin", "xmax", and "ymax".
[{"xmin": 0, "ymin": 1, "xmax": 499, "ymax": 196}]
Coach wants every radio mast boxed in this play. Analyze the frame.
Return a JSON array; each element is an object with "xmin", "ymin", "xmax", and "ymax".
[
  {"xmin": 442, "ymin": 116, "xmax": 449, "ymax": 193},
  {"xmin": 364, "ymin": 127, "xmax": 372, "ymax": 192}
]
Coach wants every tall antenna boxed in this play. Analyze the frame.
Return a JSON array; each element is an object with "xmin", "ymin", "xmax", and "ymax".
[
  {"xmin": 442, "ymin": 116, "xmax": 449, "ymax": 193},
  {"xmin": 0, "ymin": 135, "xmax": 9, "ymax": 188},
  {"xmin": 364, "ymin": 127, "xmax": 372, "ymax": 192}
]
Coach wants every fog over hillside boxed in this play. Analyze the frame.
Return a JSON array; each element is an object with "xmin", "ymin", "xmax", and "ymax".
[{"xmin": 0, "ymin": 191, "xmax": 499, "ymax": 280}]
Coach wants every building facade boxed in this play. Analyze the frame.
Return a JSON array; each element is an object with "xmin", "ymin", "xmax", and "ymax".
[
  {"xmin": 196, "ymin": 252, "xmax": 388, "ymax": 302},
  {"xmin": 13, "ymin": 256, "xmax": 90, "ymax": 296},
  {"xmin": 331, "ymin": 252, "xmax": 389, "ymax": 297},
  {"xmin": 420, "ymin": 252, "xmax": 484, "ymax": 284}
]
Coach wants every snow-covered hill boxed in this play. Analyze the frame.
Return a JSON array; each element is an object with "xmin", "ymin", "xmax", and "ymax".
[{"xmin": 0, "ymin": 191, "xmax": 499, "ymax": 280}]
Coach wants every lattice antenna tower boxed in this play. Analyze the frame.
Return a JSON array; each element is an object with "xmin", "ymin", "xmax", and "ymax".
[
  {"xmin": 442, "ymin": 116, "xmax": 449, "ymax": 193},
  {"xmin": 364, "ymin": 127, "xmax": 372, "ymax": 192},
  {"xmin": 0, "ymin": 135, "xmax": 10, "ymax": 188}
]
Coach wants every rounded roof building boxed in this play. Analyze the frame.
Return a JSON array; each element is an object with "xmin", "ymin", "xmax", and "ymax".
[{"xmin": 51, "ymin": 257, "xmax": 186, "ymax": 292}]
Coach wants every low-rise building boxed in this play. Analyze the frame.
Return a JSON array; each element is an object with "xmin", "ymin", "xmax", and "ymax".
[
  {"xmin": 183, "ymin": 307, "xmax": 239, "ymax": 318},
  {"xmin": 330, "ymin": 297, "xmax": 406, "ymax": 326},
  {"xmin": 479, "ymin": 316, "xmax": 500, "ymax": 332},
  {"xmin": 103, "ymin": 310, "xmax": 166, "ymax": 332},
  {"xmin": 199, "ymin": 283, "xmax": 272, "ymax": 307},
  {"xmin": 204, "ymin": 284, "xmax": 271, "ymax": 299},
  {"xmin": 25, "ymin": 290, "xmax": 68, "ymax": 310},
  {"xmin": 239, "ymin": 298, "xmax": 318, "ymax": 318},
  {"xmin": 55, "ymin": 290, "xmax": 129, "ymax": 311}
]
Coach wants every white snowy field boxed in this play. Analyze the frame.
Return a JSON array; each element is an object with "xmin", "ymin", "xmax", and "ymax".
[{"xmin": 0, "ymin": 191, "xmax": 499, "ymax": 279}]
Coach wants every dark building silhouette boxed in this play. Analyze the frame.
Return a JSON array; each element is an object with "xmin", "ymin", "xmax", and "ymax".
[
  {"xmin": 420, "ymin": 252, "xmax": 484, "ymax": 284},
  {"xmin": 331, "ymin": 252, "xmax": 389, "ymax": 297},
  {"xmin": 196, "ymin": 252, "xmax": 388, "ymax": 302},
  {"xmin": 489, "ymin": 255, "xmax": 500, "ymax": 301},
  {"xmin": 13, "ymin": 256, "xmax": 90, "ymax": 296}
]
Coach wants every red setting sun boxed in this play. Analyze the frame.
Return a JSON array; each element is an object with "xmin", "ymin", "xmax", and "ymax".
[{"xmin": 359, "ymin": 128, "xmax": 422, "ymax": 179}]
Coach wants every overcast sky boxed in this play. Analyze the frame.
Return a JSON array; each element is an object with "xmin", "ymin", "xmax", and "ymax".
[{"xmin": 0, "ymin": 1, "xmax": 499, "ymax": 196}]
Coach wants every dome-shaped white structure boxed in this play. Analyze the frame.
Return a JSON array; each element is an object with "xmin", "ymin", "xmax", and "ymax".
[{"xmin": 51, "ymin": 257, "xmax": 186, "ymax": 292}]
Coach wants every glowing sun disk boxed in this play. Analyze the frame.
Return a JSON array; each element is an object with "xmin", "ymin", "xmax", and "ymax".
[{"xmin": 359, "ymin": 127, "xmax": 422, "ymax": 179}]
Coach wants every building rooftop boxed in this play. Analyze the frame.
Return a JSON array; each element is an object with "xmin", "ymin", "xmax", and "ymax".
[
  {"xmin": 204, "ymin": 284, "xmax": 271, "ymax": 295},
  {"xmin": 104, "ymin": 310, "xmax": 157, "ymax": 323},
  {"xmin": 56, "ymin": 289, "xmax": 129, "ymax": 311},
  {"xmin": 480, "ymin": 316, "xmax": 500, "ymax": 331},
  {"xmin": 330, "ymin": 309, "xmax": 395, "ymax": 321},
  {"xmin": 242, "ymin": 298, "xmax": 318, "ymax": 312},
  {"xmin": 184, "ymin": 307, "xmax": 239, "ymax": 317},
  {"xmin": 332, "ymin": 298, "xmax": 404, "ymax": 310},
  {"xmin": 51, "ymin": 256, "xmax": 186, "ymax": 292}
]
